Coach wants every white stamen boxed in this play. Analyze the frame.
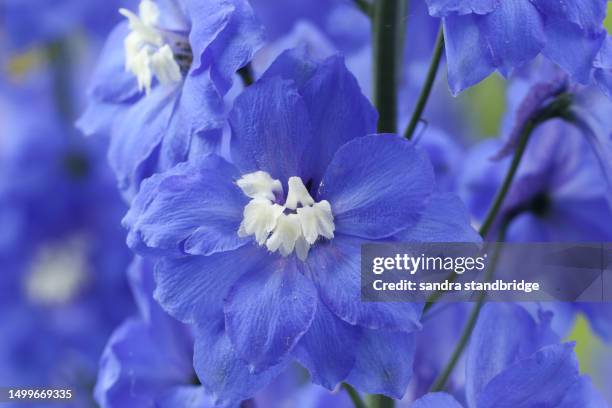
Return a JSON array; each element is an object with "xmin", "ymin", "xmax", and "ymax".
[
  {"xmin": 236, "ymin": 172, "xmax": 335, "ymax": 260},
  {"xmin": 25, "ymin": 236, "xmax": 90, "ymax": 305},
  {"xmin": 285, "ymin": 176, "xmax": 315, "ymax": 210},
  {"xmin": 297, "ymin": 200, "xmax": 335, "ymax": 244},
  {"xmin": 236, "ymin": 171, "xmax": 283, "ymax": 201},
  {"xmin": 266, "ymin": 213, "xmax": 303, "ymax": 256},
  {"xmin": 119, "ymin": 0, "xmax": 184, "ymax": 94},
  {"xmin": 238, "ymin": 198, "xmax": 284, "ymax": 245}
]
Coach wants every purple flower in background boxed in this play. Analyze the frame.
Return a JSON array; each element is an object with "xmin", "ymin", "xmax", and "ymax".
[
  {"xmin": 426, "ymin": 0, "xmax": 608, "ymax": 94},
  {"xmin": 123, "ymin": 50, "xmax": 478, "ymax": 404},
  {"xmin": 412, "ymin": 304, "xmax": 607, "ymax": 408},
  {"xmin": 78, "ymin": 0, "xmax": 262, "ymax": 199}
]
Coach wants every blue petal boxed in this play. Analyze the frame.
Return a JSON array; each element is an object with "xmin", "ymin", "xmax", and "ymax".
[
  {"xmin": 541, "ymin": 18, "xmax": 605, "ymax": 84},
  {"xmin": 395, "ymin": 193, "xmax": 481, "ymax": 243},
  {"xmin": 345, "ymin": 328, "xmax": 415, "ymax": 399},
  {"xmin": 557, "ymin": 376, "xmax": 609, "ymax": 408},
  {"xmin": 306, "ymin": 236, "xmax": 423, "ymax": 332},
  {"xmin": 224, "ymin": 256, "xmax": 318, "ymax": 371},
  {"xmin": 193, "ymin": 320, "xmax": 286, "ymax": 406},
  {"xmin": 476, "ymin": 0, "xmax": 546, "ymax": 75},
  {"xmin": 293, "ymin": 298, "xmax": 362, "ymax": 390},
  {"xmin": 108, "ymin": 85, "xmax": 178, "ymax": 199},
  {"xmin": 426, "ymin": 0, "xmax": 499, "ymax": 17},
  {"xmin": 182, "ymin": 0, "xmax": 234, "ymax": 73},
  {"xmin": 201, "ymin": 0, "xmax": 264, "ymax": 94},
  {"xmin": 531, "ymin": 0, "xmax": 607, "ymax": 32},
  {"xmin": 86, "ymin": 21, "xmax": 139, "ymax": 103},
  {"xmin": 158, "ymin": 72, "xmax": 225, "ymax": 172},
  {"xmin": 124, "ymin": 155, "xmax": 248, "ymax": 256},
  {"xmin": 318, "ymin": 135, "xmax": 434, "ymax": 239},
  {"xmin": 94, "ymin": 318, "xmax": 195, "ymax": 407},
  {"xmin": 477, "ymin": 343, "xmax": 580, "ymax": 408},
  {"xmin": 154, "ymin": 246, "xmax": 264, "ymax": 325},
  {"xmin": 300, "ymin": 55, "xmax": 378, "ymax": 186},
  {"xmin": 594, "ymin": 36, "xmax": 612, "ymax": 100},
  {"xmin": 466, "ymin": 304, "xmax": 559, "ymax": 408},
  {"xmin": 412, "ymin": 393, "xmax": 464, "ymax": 408},
  {"xmin": 157, "ymin": 386, "xmax": 216, "ymax": 408},
  {"xmin": 229, "ymin": 78, "xmax": 314, "ymax": 182},
  {"xmin": 259, "ymin": 48, "xmax": 320, "ymax": 89},
  {"xmin": 443, "ymin": 15, "xmax": 496, "ymax": 95}
]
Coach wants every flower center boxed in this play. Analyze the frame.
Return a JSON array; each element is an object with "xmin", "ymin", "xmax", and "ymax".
[
  {"xmin": 237, "ymin": 171, "xmax": 335, "ymax": 261},
  {"xmin": 119, "ymin": 0, "xmax": 192, "ymax": 94},
  {"xmin": 25, "ymin": 235, "xmax": 90, "ymax": 305}
]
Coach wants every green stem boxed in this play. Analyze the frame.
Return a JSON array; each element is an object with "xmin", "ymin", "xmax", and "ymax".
[
  {"xmin": 404, "ymin": 25, "xmax": 445, "ymax": 140},
  {"xmin": 429, "ymin": 223, "xmax": 508, "ymax": 392},
  {"xmin": 372, "ymin": 0, "xmax": 405, "ymax": 133},
  {"xmin": 353, "ymin": 0, "xmax": 373, "ymax": 16},
  {"xmin": 342, "ymin": 383, "xmax": 367, "ymax": 408},
  {"xmin": 367, "ymin": 394, "xmax": 396, "ymax": 408},
  {"xmin": 46, "ymin": 40, "xmax": 73, "ymax": 121},
  {"xmin": 478, "ymin": 93, "xmax": 573, "ymax": 238}
]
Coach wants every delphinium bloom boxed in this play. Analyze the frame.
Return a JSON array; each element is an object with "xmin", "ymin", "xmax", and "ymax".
[
  {"xmin": 78, "ymin": 0, "xmax": 262, "ymax": 199},
  {"xmin": 0, "ymin": 82, "xmax": 132, "ymax": 405},
  {"xmin": 459, "ymin": 66, "xmax": 612, "ymax": 342},
  {"xmin": 425, "ymin": 0, "xmax": 609, "ymax": 95},
  {"xmin": 123, "ymin": 50, "xmax": 478, "ymax": 404},
  {"xmin": 412, "ymin": 304, "xmax": 607, "ymax": 408}
]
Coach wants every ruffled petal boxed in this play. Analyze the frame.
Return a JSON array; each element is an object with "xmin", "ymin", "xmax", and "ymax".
[
  {"xmin": 193, "ymin": 320, "xmax": 286, "ymax": 406},
  {"xmin": 229, "ymin": 78, "xmax": 314, "ymax": 182},
  {"xmin": 259, "ymin": 47, "xmax": 320, "ymax": 90},
  {"xmin": 307, "ymin": 236, "xmax": 422, "ymax": 332},
  {"xmin": 124, "ymin": 155, "xmax": 248, "ymax": 256},
  {"xmin": 154, "ymin": 245, "xmax": 264, "ymax": 325},
  {"xmin": 345, "ymin": 328, "xmax": 415, "ymax": 399},
  {"xmin": 224, "ymin": 256, "xmax": 318, "ymax": 370},
  {"xmin": 293, "ymin": 298, "xmax": 362, "ymax": 390},
  {"xmin": 200, "ymin": 0, "xmax": 264, "ymax": 94},
  {"xmin": 477, "ymin": 343, "xmax": 580, "ymax": 408},
  {"xmin": 87, "ymin": 21, "xmax": 140, "ymax": 103},
  {"xmin": 318, "ymin": 135, "xmax": 434, "ymax": 239},
  {"xmin": 108, "ymin": 85, "xmax": 178, "ymax": 199},
  {"xmin": 466, "ymin": 303, "xmax": 559, "ymax": 408}
]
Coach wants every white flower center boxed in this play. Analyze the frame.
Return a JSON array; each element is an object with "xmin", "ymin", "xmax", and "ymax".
[
  {"xmin": 237, "ymin": 171, "xmax": 335, "ymax": 261},
  {"xmin": 119, "ymin": 0, "xmax": 191, "ymax": 94},
  {"xmin": 25, "ymin": 235, "xmax": 90, "ymax": 305}
]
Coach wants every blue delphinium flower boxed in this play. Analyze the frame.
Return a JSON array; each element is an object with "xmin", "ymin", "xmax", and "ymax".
[
  {"xmin": 123, "ymin": 50, "xmax": 478, "ymax": 404},
  {"xmin": 78, "ymin": 0, "xmax": 262, "ymax": 200},
  {"xmin": 425, "ymin": 0, "xmax": 608, "ymax": 95},
  {"xmin": 411, "ymin": 304, "xmax": 608, "ymax": 408},
  {"xmin": 0, "ymin": 82, "xmax": 132, "ymax": 405}
]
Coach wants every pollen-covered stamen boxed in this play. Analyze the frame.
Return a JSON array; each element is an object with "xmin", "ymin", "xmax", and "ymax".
[
  {"xmin": 236, "ymin": 171, "xmax": 335, "ymax": 260},
  {"xmin": 238, "ymin": 198, "xmax": 284, "ymax": 245},
  {"xmin": 119, "ymin": 0, "xmax": 191, "ymax": 94}
]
